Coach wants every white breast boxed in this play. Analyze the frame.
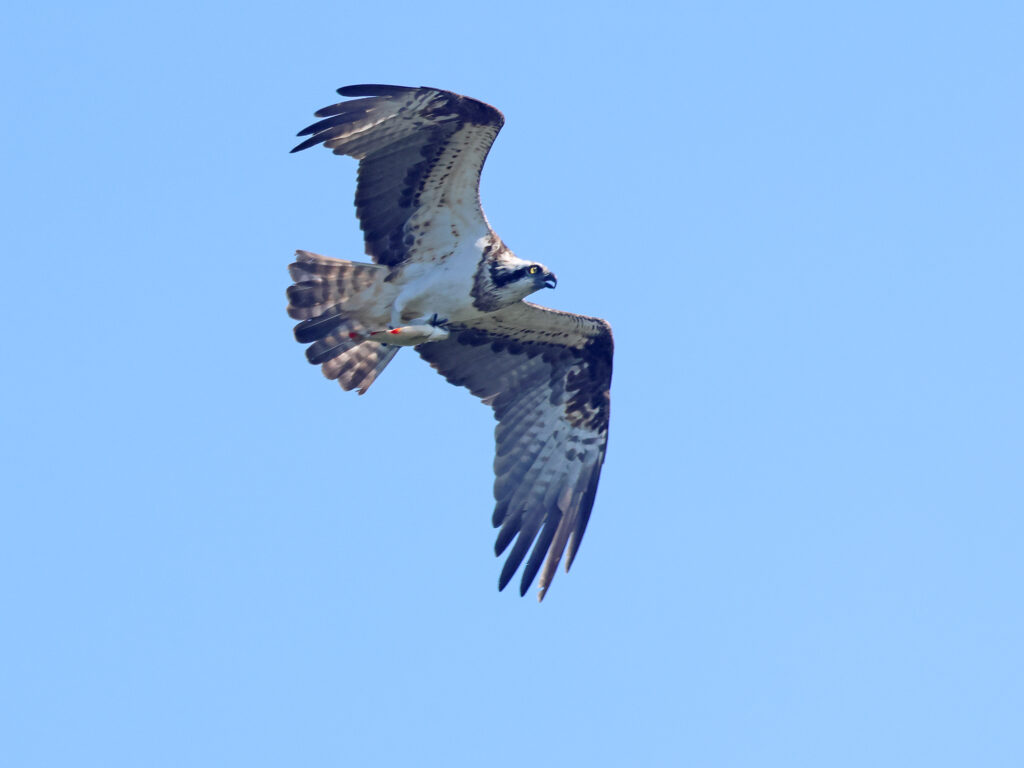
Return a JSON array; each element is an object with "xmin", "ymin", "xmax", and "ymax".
[{"xmin": 390, "ymin": 236, "xmax": 488, "ymax": 323}]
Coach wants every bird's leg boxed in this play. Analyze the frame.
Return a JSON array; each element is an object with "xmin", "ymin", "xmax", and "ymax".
[
  {"xmin": 389, "ymin": 302, "xmax": 405, "ymax": 331},
  {"xmin": 353, "ymin": 296, "xmax": 451, "ymax": 347}
]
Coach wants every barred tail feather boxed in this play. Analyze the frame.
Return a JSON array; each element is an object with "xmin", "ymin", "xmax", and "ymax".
[
  {"xmin": 287, "ymin": 250, "xmax": 398, "ymax": 395},
  {"xmin": 286, "ymin": 250, "xmax": 386, "ymax": 320},
  {"xmin": 322, "ymin": 341, "xmax": 400, "ymax": 395}
]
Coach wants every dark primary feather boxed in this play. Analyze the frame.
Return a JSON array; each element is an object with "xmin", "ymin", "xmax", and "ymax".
[
  {"xmin": 291, "ymin": 84, "xmax": 505, "ymax": 267},
  {"xmin": 416, "ymin": 304, "xmax": 613, "ymax": 600},
  {"xmin": 336, "ymin": 84, "xmax": 415, "ymax": 98}
]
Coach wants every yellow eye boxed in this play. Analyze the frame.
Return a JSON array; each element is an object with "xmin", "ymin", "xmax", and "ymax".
[{"xmin": 528, "ymin": 265, "xmax": 540, "ymax": 275}]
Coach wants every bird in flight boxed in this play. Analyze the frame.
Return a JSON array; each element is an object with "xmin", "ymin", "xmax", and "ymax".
[{"xmin": 287, "ymin": 85, "xmax": 613, "ymax": 600}]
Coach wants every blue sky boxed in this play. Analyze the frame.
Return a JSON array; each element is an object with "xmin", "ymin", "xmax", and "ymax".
[{"xmin": 3, "ymin": 1, "xmax": 1023, "ymax": 765}]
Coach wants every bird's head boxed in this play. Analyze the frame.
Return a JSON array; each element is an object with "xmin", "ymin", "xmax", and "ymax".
[
  {"xmin": 529, "ymin": 262, "xmax": 559, "ymax": 291},
  {"xmin": 486, "ymin": 257, "xmax": 557, "ymax": 305}
]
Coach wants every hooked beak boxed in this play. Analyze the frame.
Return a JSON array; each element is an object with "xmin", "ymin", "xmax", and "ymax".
[{"xmin": 544, "ymin": 273, "xmax": 558, "ymax": 289}]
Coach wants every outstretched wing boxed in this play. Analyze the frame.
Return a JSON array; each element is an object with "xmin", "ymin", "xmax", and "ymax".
[
  {"xmin": 292, "ymin": 84, "xmax": 505, "ymax": 267},
  {"xmin": 416, "ymin": 303, "xmax": 613, "ymax": 600}
]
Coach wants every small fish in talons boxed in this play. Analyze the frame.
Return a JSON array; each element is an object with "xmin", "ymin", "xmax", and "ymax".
[{"xmin": 363, "ymin": 324, "xmax": 450, "ymax": 347}]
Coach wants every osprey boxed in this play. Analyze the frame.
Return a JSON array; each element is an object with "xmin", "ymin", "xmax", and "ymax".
[{"xmin": 287, "ymin": 85, "xmax": 613, "ymax": 600}]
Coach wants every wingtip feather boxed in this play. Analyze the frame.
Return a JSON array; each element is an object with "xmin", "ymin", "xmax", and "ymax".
[{"xmin": 336, "ymin": 84, "xmax": 417, "ymax": 98}]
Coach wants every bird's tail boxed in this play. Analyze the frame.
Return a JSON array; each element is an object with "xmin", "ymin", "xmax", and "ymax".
[{"xmin": 287, "ymin": 250, "xmax": 398, "ymax": 395}]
